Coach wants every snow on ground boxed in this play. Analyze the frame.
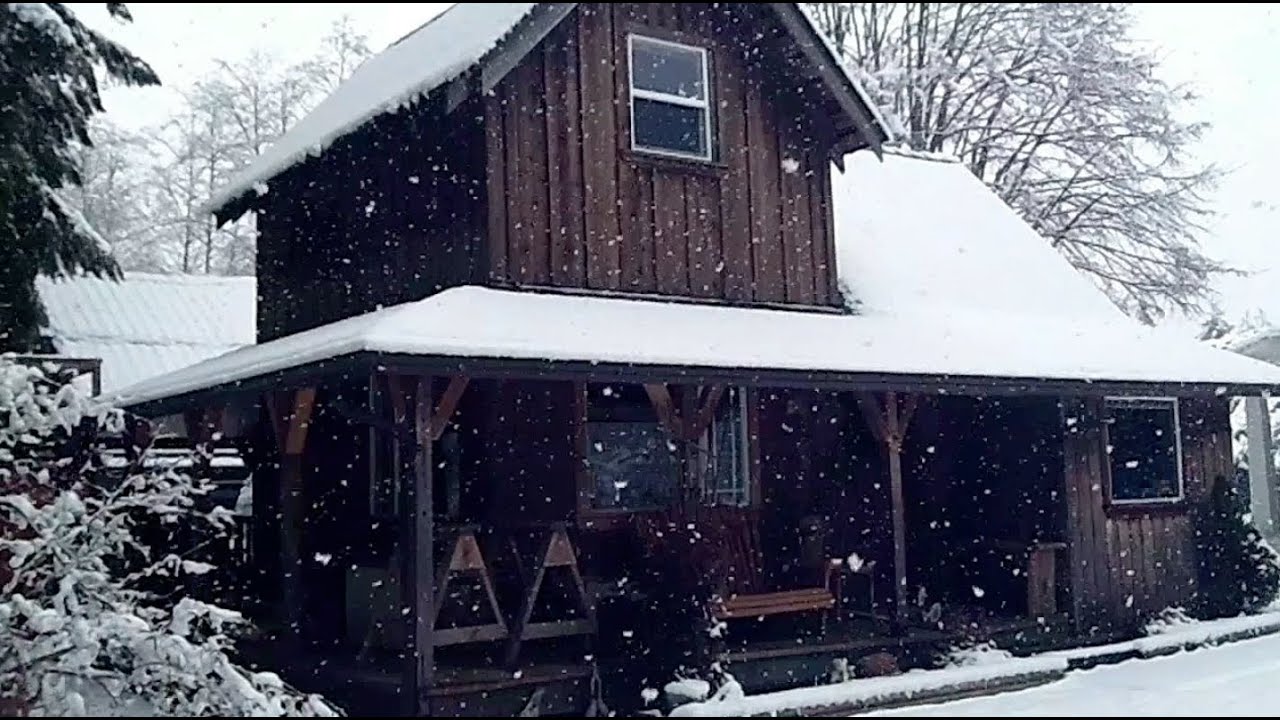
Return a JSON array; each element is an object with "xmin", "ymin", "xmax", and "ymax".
[{"xmin": 870, "ymin": 632, "xmax": 1280, "ymax": 717}]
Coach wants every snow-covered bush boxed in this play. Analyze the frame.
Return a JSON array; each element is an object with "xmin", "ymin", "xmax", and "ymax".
[
  {"xmin": 1193, "ymin": 474, "xmax": 1280, "ymax": 620},
  {"xmin": 0, "ymin": 356, "xmax": 336, "ymax": 716}
]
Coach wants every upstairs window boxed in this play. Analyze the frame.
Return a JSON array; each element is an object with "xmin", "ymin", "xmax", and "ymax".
[
  {"xmin": 628, "ymin": 34, "xmax": 712, "ymax": 161},
  {"xmin": 1104, "ymin": 397, "xmax": 1184, "ymax": 504}
]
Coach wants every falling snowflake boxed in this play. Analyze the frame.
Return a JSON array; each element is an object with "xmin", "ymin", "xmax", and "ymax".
[
  {"xmin": 364, "ymin": 200, "xmax": 377, "ymax": 216},
  {"xmin": 408, "ymin": 175, "xmax": 420, "ymax": 184},
  {"xmin": 847, "ymin": 552, "xmax": 865, "ymax": 572},
  {"xmin": 314, "ymin": 552, "xmax": 332, "ymax": 566},
  {"xmin": 972, "ymin": 585, "xmax": 985, "ymax": 598},
  {"xmin": 641, "ymin": 688, "xmax": 660, "ymax": 704},
  {"xmin": 781, "ymin": 157, "xmax": 801, "ymax": 174}
]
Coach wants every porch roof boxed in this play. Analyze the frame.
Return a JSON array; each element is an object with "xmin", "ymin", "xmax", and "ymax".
[
  {"xmin": 111, "ymin": 149, "xmax": 1280, "ymax": 410},
  {"xmin": 111, "ymin": 281, "xmax": 1280, "ymax": 409}
]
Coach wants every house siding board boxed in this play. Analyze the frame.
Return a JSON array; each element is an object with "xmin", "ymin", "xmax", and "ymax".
[
  {"xmin": 1061, "ymin": 395, "xmax": 1229, "ymax": 631},
  {"xmin": 483, "ymin": 3, "xmax": 839, "ymax": 306},
  {"xmin": 257, "ymin": 100, "xmax": 486, "ymax": 343}
]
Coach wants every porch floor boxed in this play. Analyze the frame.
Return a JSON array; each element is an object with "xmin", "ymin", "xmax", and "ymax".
[{"xmin": 728, "ymin": 622, "xmax": 954, "ymax": 663}]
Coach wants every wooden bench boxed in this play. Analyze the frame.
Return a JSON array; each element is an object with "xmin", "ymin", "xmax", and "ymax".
[{"xmin": 635, "ymin": 506, "xmax": 843, "ymax": 624}]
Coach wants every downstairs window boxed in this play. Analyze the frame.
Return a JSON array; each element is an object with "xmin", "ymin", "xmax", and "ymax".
[{"xmin": 1105, "ymin": 397, "xmax": 1184, "ymax": 504}]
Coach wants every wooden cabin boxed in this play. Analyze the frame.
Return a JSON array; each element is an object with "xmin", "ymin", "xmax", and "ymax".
[{"xmin": 114, "ymin": 3, "xmax": 1280, "ymax": 716}]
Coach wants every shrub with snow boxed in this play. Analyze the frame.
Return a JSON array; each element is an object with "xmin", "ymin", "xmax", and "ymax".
[
  {"xmin": 0, "ymin": 356, "xmax": 336, "ymax": 716},
  {"xmin": 1193, "ymin": 474, "xmax": 1280, "ymax": 620}
]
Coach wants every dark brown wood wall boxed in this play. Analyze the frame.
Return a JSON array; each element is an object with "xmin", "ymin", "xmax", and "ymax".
[
  {"xmin": 484, "ymin": 3, "xmax": 841, "ymax": 307},
  {"xmin": 257, "ymin": 98, "xmax": 487, "ymax": 341},
  {"xmin": 479, "ymin": 379, "xmax": 580, "ymax": 526},
  {"xmin": 1062, "ymin": 397, "xmax": 1230, "ymax": 631}
]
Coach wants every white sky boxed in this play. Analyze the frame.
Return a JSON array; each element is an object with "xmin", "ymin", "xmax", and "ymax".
[{"xmin": 81, "ymin": 2, "xmax": 1280, "ymax": 326}]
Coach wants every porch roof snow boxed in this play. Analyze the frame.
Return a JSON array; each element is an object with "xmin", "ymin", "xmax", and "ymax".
[
  {"xmin": 110, "ymin": 286, "xmax": 1280, "ymax": 408},
  {"xmin": 112, "ymin": 150, "xmax": 1280, "ymax": 408}
]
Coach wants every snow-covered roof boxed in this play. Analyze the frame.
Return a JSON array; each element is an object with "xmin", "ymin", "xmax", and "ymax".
[
  {"xmin": 205, "ymin": 2, "xmax": 893, "ymax": 215},
  {"xmin": 38, "ymin": 273, "xmax": 256, "ymax": 392},
  {"xmin": 112, "ymin": 149, "xmax": 1280, "ymax": 407}
]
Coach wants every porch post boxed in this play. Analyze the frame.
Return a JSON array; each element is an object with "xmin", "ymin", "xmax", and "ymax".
[
  {"xmin": 858, "ymin": 391, "xmax": 919, "ymax": 620},
  {"xmin": 885, "ymin": 395, "xmax": 908, "ymax": 619},
  {"xmin": 398, "ymin": 373, "xmax": 468, "ymax": 715},
  {"xmin": 400, "ymin": 374, "xmax": 435, "ymax": 716},
  {"xmin": 266, "ymin": 388, "xmax": 315, "ymax": 639},
  {"xmin": 1246, "ymin": 396, "xmax": 1280, "ymax": 542}
]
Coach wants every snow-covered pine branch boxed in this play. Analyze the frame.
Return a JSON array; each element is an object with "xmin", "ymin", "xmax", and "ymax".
[{"xmin": 0, "ymin": 356, "xmax": 336, "ymax": 716}]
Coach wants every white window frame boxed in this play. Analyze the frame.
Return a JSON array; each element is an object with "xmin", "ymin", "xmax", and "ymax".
[
  {"xmin": 1103, "ymin": 396, "xmax": 1185, "ymax": 505},
  {"xmin": 627, "ymin": 33, "xmax": 713, "ymax": 162},
  {"xmin": 704, "ymin": 387, "xmax": 751, "ymax": 507}
]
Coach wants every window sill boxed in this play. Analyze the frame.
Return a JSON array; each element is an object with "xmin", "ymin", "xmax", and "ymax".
[
  {"xmin": 1105, "ymin": 499, "xmax": 1188, "ymax": 516},
  {"xmin": 623, "ymin": 149, "xmax": 728, "ymax": 177}
]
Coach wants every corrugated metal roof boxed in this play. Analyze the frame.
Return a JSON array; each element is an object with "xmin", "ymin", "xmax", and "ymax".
[{"xmin": 37, "ymin": 273, "xmax": 255, "ymax": 392}]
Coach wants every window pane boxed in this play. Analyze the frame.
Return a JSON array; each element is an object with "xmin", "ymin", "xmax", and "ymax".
[
  {"xmin": 631, "ymin": 38, "xmax": 704, "ymax": 99},
  {"xmin": 1108, "ymin": 403, "xmax": 1180, "ymax": 501},
  {"xmin": 588, "ymin": 421, "xmax": 679, "ymax": 510},
  {"xmin": 707, "ymin": 388, "xmax": 748, "ymax": 506},
  {"xmin": 633, "ymin": 97, "xmax": 707, "ymax": 157}
]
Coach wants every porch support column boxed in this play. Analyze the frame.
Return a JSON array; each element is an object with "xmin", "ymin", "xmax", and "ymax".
[
  {"xmin": 1246, "ymin": 396, "xmax": 1280, "ymax": 542},
  {"xmin": 858, "ymin": 391, "xmax": 919, "ymax": 620},
  {"xmin": 265, "ymin": 387, "xmax": 316, "ymax": 639},
  {"xmin": 645, "ymin": 383, "xmax": 727, "ymax": 511},
  {"xmin": 396, "ymin": 374, "xmax": 469, "ymax": 716}
]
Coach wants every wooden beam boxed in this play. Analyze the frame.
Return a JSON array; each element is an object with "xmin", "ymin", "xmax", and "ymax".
[
  {"xmin": 264, "ymin": 392, "xmax": 287, "ymax": 453},
  {"xmin": 285, "ymin": 388, "xmax": 316, "ymax": 456},
  {"xmin": 899, "ymin": 393, "xmax": 920, "ymax": 436},
  {"xmin": 644, "ymin": 383, "xmax": 684, "ymax": 439},
  {"xmin": 883, "ymin": 391, "xmax": 909, "ymax": 619},
  {"xmin": 856, "ymin": 391, "xmax": 914, "ymax": 619},
  {"xmin": 401, "ymin": 375, "xmax": 435, "ymax": 716},
  {"xmin": 678, "ymin": 385, "xmax": 700, "ymax": 511},
  {"xmin": 270, "ymin": 387, "xmax": 315, "ymax": 641},
  {"xmin": 685, "ymin": 385, "xmax": 727, "ymax": 441},
  {"xmin": 428, "ymin": 375, "xmax": 470, "ymax": 443},
  {"xmin": 856, "ymin": 392, "xmax": 890, "ymax": 444}
]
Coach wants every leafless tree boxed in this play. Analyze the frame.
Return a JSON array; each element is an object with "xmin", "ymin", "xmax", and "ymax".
[
  {"xmin": 68, "ymin": 15, "xmax": 372, "ymax": 277},
  {"xmin": 808, "ymin": 2, "xmax": 1226, "ymax": 322}
]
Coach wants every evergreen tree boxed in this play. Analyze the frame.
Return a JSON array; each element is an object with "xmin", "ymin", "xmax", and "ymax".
[
  {"xmin": 0, "ymin": 4, "xmax": 158, "ymax": 350},
  {"xmin": 1194, "ymin": 474, "xmax": 1280, "ymax": 618}
]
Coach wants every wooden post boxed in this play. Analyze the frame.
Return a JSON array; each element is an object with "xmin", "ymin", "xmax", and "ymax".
[
  {"xmin": 396, "ymin": 374, "xmax": 466, "ymax": 716},
  {"xmin": 397, "ymin": 375, "xmax": 434, "ymax": 716},
  {"xmin": 858, "ymin": 391, "xmax": 919, "ymax": 621},
  {"xmin": 643, "ymin": 383, "xmax": 728, "ymax": 511},
  {"xmin": 266, "ymin": 388, "xmax": 315, "ymax": 640}
]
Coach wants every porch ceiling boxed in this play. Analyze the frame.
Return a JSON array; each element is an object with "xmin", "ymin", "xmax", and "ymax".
[{"xmin": 110, "ymin": 283, "xmax": 1280, "ymax": 415}]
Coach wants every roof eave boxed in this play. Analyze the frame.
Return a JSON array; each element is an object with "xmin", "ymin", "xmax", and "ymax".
[{"xmin": 118, "ymin": 348, "xmax": 1272, "ymax": 419}]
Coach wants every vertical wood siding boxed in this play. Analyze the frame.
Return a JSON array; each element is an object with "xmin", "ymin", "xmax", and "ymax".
[
  {"xmin": 485, "ymin": 3, "xmax": 840, "ymax": 307},
  {"xmin": 258, "ymin": 99, "xmax": 486, "ymax": 341},
  {"xmin": 1062, "ymin": 396, "xmax": 1230, "ymax": 631}
]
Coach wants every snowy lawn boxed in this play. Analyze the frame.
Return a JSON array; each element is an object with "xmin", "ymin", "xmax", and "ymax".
[{"xmin": 869, "ymin": 632, "xmax": 1280, "ymax": 717}]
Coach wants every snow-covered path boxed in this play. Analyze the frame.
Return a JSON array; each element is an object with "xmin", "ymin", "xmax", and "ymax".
[{"xmin": 870, "ymin": 633, "xmax": 1280, "ymax": 717}]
